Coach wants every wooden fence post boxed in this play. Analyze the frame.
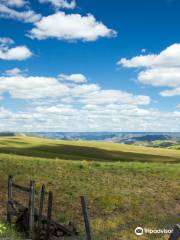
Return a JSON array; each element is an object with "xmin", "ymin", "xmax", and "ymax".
[
  {"xmin": 7, "ymin": 175, "xmax": 13, "ymax": 224},
  {"xmin": 46, "ymin": 191, "xmax": 53, "ymax": 240},
  {"xmin": 169, "ymin": 224, "xmax": 180, "ymax": 240},
  {"xmin": 38, "ymin": 184, "xmax": 45, "ymax": 240},
  {"xmin": 29, "ymin": 180, "xmax": 35, "ymax": 239},
  {"xmin": 81, "ymin": 196, "xmax": 92, "ymax": 240}
]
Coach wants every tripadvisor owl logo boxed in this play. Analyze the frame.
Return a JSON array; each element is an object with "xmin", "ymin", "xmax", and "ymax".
[{"xmin": 135, "ymin": 227, "xmax": 144, "ymax": 236}]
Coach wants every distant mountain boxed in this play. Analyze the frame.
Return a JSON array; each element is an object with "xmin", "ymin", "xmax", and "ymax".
[
  {"xmin": 119, "ymin": 134, "xmax": 171, "ymax": 143},
  {"xmin": 2, "ymin": 132, "xmax": 180, "ymax": 149},
  {"xmin": 24, "ymin": 132, "xmax": 180, "ymax": 143},
  {"xmin": 0, "ymin": 132, "xmax": 16, "ymax": 136}
]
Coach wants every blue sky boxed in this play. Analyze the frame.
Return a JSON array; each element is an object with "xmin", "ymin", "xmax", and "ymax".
[{"xmin": 0, "ymin": 0, "xmax": 180, "ymax": 131}]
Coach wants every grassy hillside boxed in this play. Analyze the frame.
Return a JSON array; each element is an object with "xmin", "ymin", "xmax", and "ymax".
[{"xmin": 0, "ymin": 136, "xmax": 180, "ymax": 240}]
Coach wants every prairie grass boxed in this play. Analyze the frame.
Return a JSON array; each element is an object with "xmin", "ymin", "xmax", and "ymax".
[{"xmin": 0, "ymin": 136, "xmax": 179, "ymax": 239}]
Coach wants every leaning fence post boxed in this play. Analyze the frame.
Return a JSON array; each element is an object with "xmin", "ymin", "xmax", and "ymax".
[
  {"xmin": 38, "ymin": 184, "xmax": 45, "ymax": 240},
  {"xmin": 7, "ymin": 175, "xmax": 13, "ymax": 224},
  {"xmin": 169, "ymin": 224, "xmax": 180, "ymax": 240},
  {"xmin": 29, "ymin": 180, "xmax": 35, "ymax": 239},
  {"xmin": 46, "ymin": 191, "xmax": 53, "ymax": 240},
  {"xmin": 81, "ymin": 196, "xmax": 92, "ymax": 240}
]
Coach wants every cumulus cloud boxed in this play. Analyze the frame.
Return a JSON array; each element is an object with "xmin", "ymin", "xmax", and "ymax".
[
  {"xmin": 71, "ymin": 84, "xmax": 100, "ymax": 96},
  {"xmin": 80, "ymin": 89, "xmax": 150, "ymax": 106},
  {"xmin": 138, "ymin": 67, "xmax": 180, "ymax": 87},
  {"xmin": 118, "ymin": 44, "xmax": 180, "ymax": 68},
  {"xmin": 28, "ymin": 12, "xmax": 117, "ymax": 41},
  {"xmin": 1, "ymin": 104, "xmax": 180, "ymax": 132},
  {"xmin": 0, "ymin": 69, "xmax": 179, "ymax": 132},
  {"xmin": 0, "ymin": 38, "xmax": 32, "ymax": 60},
  {"xmin": 0, "ymin": 3, "xmax": 41, "ymax": 23},
  {"xmin": 58, "ymin": 73, "xmax": 87, "ymax": 83},
  {"xmin": 0, "ymin": 69, "xmax": 149, "ymax": 104},
  {"xmin": 4, "ymin": 68, "xmax": 24, "ymax": 76},
  {"xmin": 0, "ymin": 75, "xmax": 69, "ymax": 99},
  {"xmin": 0, "ymin": 72, "xmax": 101, "ymax": 100},
  {"xmin": 0, "ymin": 69, "xmax": 156, "ymax": 131},
  {"xmin": 39, "ymin": 0, "xmax": 76, "ymax": 9},
  {"xmin": 160, "ymin": 88, "xmax": 180, "ymax": 97},
  {"xmin": 118, "ymin": 43, "xmax": 180, "ymax": 96},
  {"xmin": 0, "ymin": 46, "xmax": 32, "ymax": 60}
]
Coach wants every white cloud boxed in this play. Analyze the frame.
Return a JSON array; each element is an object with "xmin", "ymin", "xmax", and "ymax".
[
  {"xmin": 71, "ymin": 84, "xmax": 100, "ymax": 96},
  {"xmin": 0, "ymin": 37, "xmax": 14, "ymax": 45},
  {"xmin": 0, "ymin": 71, "xmax": 99, "ymax": 100},
  {"xmin": 138, "ymin": 67, "xmax": 180, "ymax": 87},
  {"xmin": 2, "ymin": 0, "xmax": 28, "ymax": 8},
  {"xmin": 0, "ymin": 3, "xmax": 41, "ymax": 23},
  {"xmin": 0, "ymin": 43, "xmax": 32, "ymax": 60},
  {"xmin": 39, "ymin": 0, "xmax": 76, "ymax": 9},
  {"xmin": 0, "ymin": 74, "xmax": 99, "ymax": 100},
  {"xmin": 0, "ymin": 37, "xmax": 32, "ymax": 61},
  {"xmin": 0, "ymin": 75, "xmax": 69, "ymax": 99},
  {"xmin": 80, "ymin": 89, "xmax": 150, "ymax": 106},
  {"xmin": 58, "ymin": 73, "xmax": 87, "ymax": 83},
  {"xmin": 119, "ymin": 55, "xmax": 156, "ymax": 68},
  {"xmin": 160, "ymin": 88, "xmax": 180, "ymax": 97},
  {"xmin": 28, "ymin": 12, "xmax": 117, "ymax": 41},
  {"xmin": 0, "ymin": 69, "xmax": 149, "ymax": 104},
  {"xmin": 118, "ymin": 44, "xmax": 180, "ymax": 68},
  {"xmin": 118, "ymin": 43, "xmax": 180, "ymax": 96},
  {"xmin": 1, "ymin": 104, "xmax": 180, "ymax": 132},
  {"xmin": 0, "ymin": 69, "xmax": 158, "ymax": 131},
  {"xmin": 5, "ymin": 68, "xmax": 23, "ymax": 76}
]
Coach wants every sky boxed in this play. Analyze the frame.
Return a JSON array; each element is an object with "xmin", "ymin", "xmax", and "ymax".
[{"xmin": 0, "ymin": 0, "xmax": 180, "ymax": 132}]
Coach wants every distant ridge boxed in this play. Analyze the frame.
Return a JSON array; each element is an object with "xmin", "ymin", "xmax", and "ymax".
[
  {"xmin": 0, "ymin": 132, "xmax": 16, "ymax": 136},
  {"xmin": 23, "ymin": 132, "xmax": 180, "ymax": 142},
  {"xmin": 1, "ymin": 132, "xmax": 180, "ymax": 149}
]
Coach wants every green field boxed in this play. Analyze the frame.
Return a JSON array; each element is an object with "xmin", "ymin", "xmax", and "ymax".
[{"xmin": 0, "ymin": 136, "xmax": 180, "ymax": 240}]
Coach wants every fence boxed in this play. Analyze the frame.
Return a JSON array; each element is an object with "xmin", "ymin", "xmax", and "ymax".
[
  {"xmin": 6, "ymin": 175, "xmax": 179, "ymax": 240},
  {"xmin": 6, "ymin": 176, "xmax": 79, "ymax": 240},
  {"xmin": 7, "ymin": 176, "xmax": 35, "ymax": 238}
]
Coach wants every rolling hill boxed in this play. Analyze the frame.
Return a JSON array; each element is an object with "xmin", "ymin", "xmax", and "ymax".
[{"xmin": 0, "ymin": 136, "xmax": 180, "ymax": 240}]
